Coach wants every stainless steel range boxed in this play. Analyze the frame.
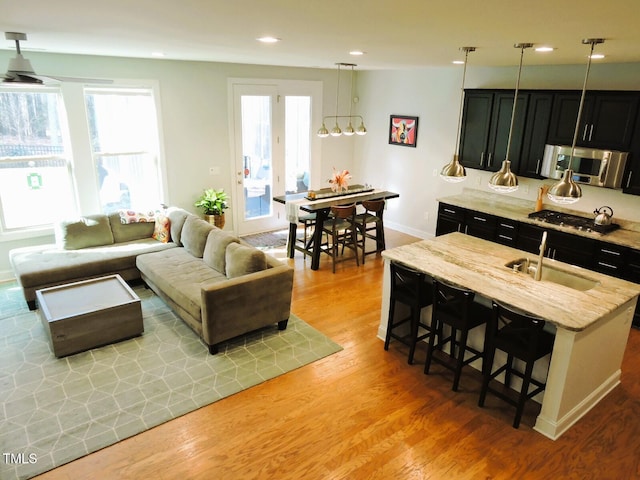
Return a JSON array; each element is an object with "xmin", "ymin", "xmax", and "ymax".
[{"xmin": 528, "ymin": 209, "xmax": 620, "ymax": 234}]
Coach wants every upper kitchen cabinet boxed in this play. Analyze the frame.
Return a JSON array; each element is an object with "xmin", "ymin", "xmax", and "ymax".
[
  {"xmin": 547, "ymin": 91, "xmax": 640, "ymax": 150},
  {"xmin": 622, "ymin": 106, "xmax": 640, "ymax": 195},
  {"xmin": 518, "ymin": 93, "xmax": 553, "ymax": 177},
  {"xmin": 459, "ymin": 90, "xmax": 528, "ymax": 173}
]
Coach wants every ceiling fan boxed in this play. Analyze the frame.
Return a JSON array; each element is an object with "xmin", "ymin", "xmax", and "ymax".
[{"xmin": 2, "ymin": 32, "xmax": 112, "ymax": 84}]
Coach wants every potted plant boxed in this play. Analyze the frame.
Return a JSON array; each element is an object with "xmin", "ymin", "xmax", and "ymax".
[{"xmin": 194, "ymin": 188, "xmax": 229, "ymax": 228}]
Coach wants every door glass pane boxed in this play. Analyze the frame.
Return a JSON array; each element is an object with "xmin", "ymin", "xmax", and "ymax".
[
  {"xmin": 241, "ymin": 95, "xmax": 272, "ymax": 220},
  {"xmin": 285, "ymin": 96, "xmax": 311, "ymax": 193},
  {"xmin": 0, "ymin": 90, "xmax": 75, "ymax": 230}
]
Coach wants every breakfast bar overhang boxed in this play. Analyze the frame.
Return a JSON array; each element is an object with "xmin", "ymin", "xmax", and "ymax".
[{"xmin": 380, "ymin": 233, "xmax": 640, "ymax": 439}]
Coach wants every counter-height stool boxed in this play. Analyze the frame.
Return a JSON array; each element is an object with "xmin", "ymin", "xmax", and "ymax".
[
  {"xmin": 478, "ymin": 301, "xmax": 555, "ymax": 428},
  {"xmin": 355, "ymin": 199, "xmax": 386, "ymax": 263},
  {"xmin": 424, "ymin": 279, "xmax": 491, "ymax": 391},
  {"xmin": 321, "ymin": 204, "xmax": 359, "ymax": 273},
  {"xmin": 385, "ymin": 262, "xmax": 433, "ymax": 364},
  {"xmin": 296, "ymin": 212, "xmax": 317, "ymax": 258}
]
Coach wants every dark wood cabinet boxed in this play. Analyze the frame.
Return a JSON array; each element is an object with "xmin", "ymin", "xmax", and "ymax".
[
  {"xmin": 495, "ymin": 218, "xmax": 519, "ymax": 247},
  {"xmin": 436, "ymin": 203, "xmax": 466, "ymax": 236},
  {"xmin": 459, "ymin": 90, "xmax": 527, "ymax": 173},
  {"xmin": 465, "ymin": 210, "xmax": 497, "ymax": 240},
  {"xmin": 547, "ymin": 91, "xmax": 639, "ymax": 150},
  {"xmin": 547, "ymin": 230, "xmax": 595, "ymax": 268},
  {"xmin": 593, "ymin": 242, "xmax": 627, "ymax": 277},
  {"xmin": 516, "ymin": 223, "xmax": 595, "ymax": 268},
  {"xmin": 622, "ymin": 107, "xmax": 640, "ymax": 195},
  {"xmin": 458, "ymin": 91, "xmax": 494, "ymax": 170},
  {"xmin": 518, "ymin": 93, "xmax": 553, "ymax": 177}
]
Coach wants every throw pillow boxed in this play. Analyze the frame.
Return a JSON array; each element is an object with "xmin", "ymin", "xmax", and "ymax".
[
  {"xmin": 225, "ymin": 242, "xmax": 267, "ymax": 279},
  {"xmin": 152, "ymin": 215, "xmax": 171, "ymax": 243},
  {"xmin": 119, "ymin": 209, "xmax": 157, "ymax": 224},
  {"xmin": 56, "ymin": 215, "xmax": 115, "ymax": 250},
  {"xmin": 203, "ymin": 229, "xmax": 239, "ymax": 273}
]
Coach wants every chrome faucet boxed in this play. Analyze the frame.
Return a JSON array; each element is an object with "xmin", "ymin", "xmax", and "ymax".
[{"xmin": 535, "ymin": 231, "xmax": 548, "ymax": 281}]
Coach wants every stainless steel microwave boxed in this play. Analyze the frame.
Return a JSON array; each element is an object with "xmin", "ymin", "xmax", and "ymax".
[{"xmin": 540, "ymin": 144, "xmax": 629, "ymax": 189}]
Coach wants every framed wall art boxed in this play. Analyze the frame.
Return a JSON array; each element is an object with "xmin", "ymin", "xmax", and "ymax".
[{"xmin": 389, "ymin": 115, "xmax": 418, "ymax": 147}]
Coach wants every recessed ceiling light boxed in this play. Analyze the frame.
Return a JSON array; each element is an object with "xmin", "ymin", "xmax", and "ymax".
[
  {"xmin": 349, "ymin": 50, "xmax": 365, "ymax": 56},
  {"xmin": 535, "ymin": 46, "xmax": 555, "ymax": 52},
  {"xmin": 590, "ymin": 53, "xmax": 605, "ymax": 59},
  {"xmin": 151, "ymin": 52, "xmax": 166, "ymax": 58},
  {"xmin": 452, "ymin": 60, "xmax": 465, "ymax": 65},
  {"xmin": 257, "ymin": 36, "xmax": 281, "ymax": 43}
]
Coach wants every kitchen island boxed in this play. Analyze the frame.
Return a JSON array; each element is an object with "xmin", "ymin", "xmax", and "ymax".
[{"xmin": 380, "ymin": 232, "xmax": 640, "ymax": 439}]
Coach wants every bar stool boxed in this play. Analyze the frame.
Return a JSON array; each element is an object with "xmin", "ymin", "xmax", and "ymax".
[
  {"xmin": 296, "ymin": 212, "xmax": 316, "ymax": 257},
  {"xmin": 355, "ymin": 199, "xmax": 386, "ymax": 263},
  {"xmin": 385, "ymin": 262, "xmax": 433, "ymax": 364},
  {"xmin": 478, "ymin": 301, "xmax": 555, "ymax": 428},
  {"xmin": 321, "ymin": 204, "xmax": 359, "ymax": 273},
  {"xmin": 424, "ymin": 279, "xmax": 491, "ymax": 391}
]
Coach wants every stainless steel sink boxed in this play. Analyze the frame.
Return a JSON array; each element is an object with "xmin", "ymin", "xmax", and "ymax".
[{"xmin": 505, "ymin": 258, "xmax": 600, "ymax": 291}]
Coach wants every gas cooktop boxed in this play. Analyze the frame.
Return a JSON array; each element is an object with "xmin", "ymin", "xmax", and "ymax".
[{"xmin": 528, "ymin": 209, "xmax": 620, "ymax": 234}]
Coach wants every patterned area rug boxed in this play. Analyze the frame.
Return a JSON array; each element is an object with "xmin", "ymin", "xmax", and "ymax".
[
  {"xmin": 0, "ymin": 283, "xmax": 342, "ymax": 480},
  {"xmin": 241, "ymin": 229, "xmax": 290, "ymax": 249}
]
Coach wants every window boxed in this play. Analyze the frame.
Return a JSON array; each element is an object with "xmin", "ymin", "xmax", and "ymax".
[
  {"xmin": 85, "ymin": 88, "xmax": 163, "ymax": 212},
  {"xmin": 0, "ymin": 88, "xmax": 76, "ymax": 231},
  {"xmin": 0, "ymin": 84, "xmax": 165, "ymax": 237}
]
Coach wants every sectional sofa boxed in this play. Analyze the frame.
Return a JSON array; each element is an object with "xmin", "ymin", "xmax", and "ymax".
[{"xmin": 9, "ymin": 208, "xmax": 294, "ymax": 354}]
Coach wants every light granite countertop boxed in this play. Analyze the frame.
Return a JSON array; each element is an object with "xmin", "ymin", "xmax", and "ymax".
[
  {"xmin": 382, "ymin": 232, "xmax": 640, "ymax": 331},
  {"xmin": 437, "ymin": 189, "xmax": 640, "ymax": 250}
]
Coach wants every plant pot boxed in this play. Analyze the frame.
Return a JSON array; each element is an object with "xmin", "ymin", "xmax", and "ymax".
[{"xmin": 204, "ymin": 213, "xmax": 225, "ymax": 229}]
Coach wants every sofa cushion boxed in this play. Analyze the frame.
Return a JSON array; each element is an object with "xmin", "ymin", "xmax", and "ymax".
[
  {"xmin": 136, "ymin": 248, "xmax": 227, "ymax": 322},
  {"xmin": 11, "ymin": 239, "xmax": 176, "ymax": 289},
  {"xmin": 56, "ymin": 215, "xmax": 114, "ymax": 250},
  {"xmin": 167, "ymin": 208, "xmax": 190, "ymax": 247},
  {"xmin": 152, "ymin": 215, "xmax": 171, "ymax": 243},
  {"xmin": 182, "ymin": 216, "xmax": 216, "ymax": 258},
  {"xmin": 225, "ymin": 242, "xmax": 267, "ymax": 279},
  {"xmin": 109, "ymin": 212, "xmax": 156, "ymax": 243},
  {"xmin": 203, "ymin": 229, "xmax": 239, "ymax": 273}
]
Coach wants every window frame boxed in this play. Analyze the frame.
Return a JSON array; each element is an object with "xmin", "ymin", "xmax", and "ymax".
[{"xmin": 0, "ymin": 80, "xmax": 168, "ymax": 242}]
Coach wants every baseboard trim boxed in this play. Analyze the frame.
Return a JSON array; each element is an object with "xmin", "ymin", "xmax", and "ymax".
[{"xmin": 534, "ymin": 370, "xmax": 621, "ymax": 440}]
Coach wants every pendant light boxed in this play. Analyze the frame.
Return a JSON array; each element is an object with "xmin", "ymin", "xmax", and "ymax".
[
  {"xmin": 488, "ymin": 43, "xmax": 533, "ymax": 193},
  {"xmin": 440, "ymin": 47, "xmax": 475, "ymax": 182},
  {"xmin": 548, "ymin": 39, "xmax": 604, "ymax": 204},
  {"xmin": 317, "ymin": 63, "xmax": 367, "ymax": 138}
]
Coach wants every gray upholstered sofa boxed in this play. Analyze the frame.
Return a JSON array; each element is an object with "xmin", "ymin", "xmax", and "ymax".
[
  {"xmin": 135, "ymin": 208, "xmax": 294, "ymax": 354},
  {"xmin": 10, "ymin": 211, "xmax": 176, "ymax": 310},
  {"xmin": 9, "ymin": 207, "xmax": 294, "ymax": 354}
]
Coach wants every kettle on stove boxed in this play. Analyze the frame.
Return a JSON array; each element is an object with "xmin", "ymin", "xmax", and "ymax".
[{"xmin": 594, "ymin": 206, "xmax": 614, "ymax": 226}]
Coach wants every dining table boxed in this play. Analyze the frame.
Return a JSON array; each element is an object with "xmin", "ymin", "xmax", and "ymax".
[{"xmin": 273, "ymin": 186, "xmax": 399, "ymax": 270}]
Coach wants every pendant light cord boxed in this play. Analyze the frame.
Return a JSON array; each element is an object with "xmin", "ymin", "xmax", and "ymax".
[
  {"xmin": 334, "ymin": 63, "xmax": 341, "ymax": 121},
  {"xmin": 568, "ymin": 40, "xmax": 598, "ymax": 171},
  {"xmin": 454, "ymin": 49, "xmax": 470, "ymax": 156},
  {"xmin": 348, "ymin": 65, "xmax": 354, "ymax": 119},
  {"xmin": 504, "ymin": 44, "xmax": 528, "ymax": 162}
]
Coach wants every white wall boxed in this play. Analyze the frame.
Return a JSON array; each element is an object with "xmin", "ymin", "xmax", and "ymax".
[
  {"xmin": 355, "ymin": 63, "xmax": 640, "ymax": 238},
  {"xmin": 1, "ymin": 52, "xmax": 640, "ymax": 281}
]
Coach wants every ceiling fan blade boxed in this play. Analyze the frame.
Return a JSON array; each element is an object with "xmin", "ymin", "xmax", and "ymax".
[
  {"xmin": 44, "ymin": 75, "xmax": 114, "ymax": 84},
  {"xmin": 2, "ymin": 72, "xmax": 113, "ymax": 85},
  {"xmin": 2, "ymin": 72, "xmax": 44, "ymax": 84}
]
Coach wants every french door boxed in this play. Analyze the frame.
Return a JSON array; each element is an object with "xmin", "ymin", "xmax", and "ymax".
[{"xmin": 229, "ymin": 79, "xmax": 322, "ymax": 236}]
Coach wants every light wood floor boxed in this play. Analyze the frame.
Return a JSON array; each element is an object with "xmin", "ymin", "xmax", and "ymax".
[{"xmin": 36, "ymin": 229, "xmax": 640, "ymax": 479}]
